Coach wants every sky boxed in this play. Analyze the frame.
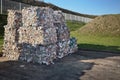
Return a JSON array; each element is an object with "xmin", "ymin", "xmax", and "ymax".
[{"xmin": 44, "ymin": 0, "xmax": 120, "ymax": 15}]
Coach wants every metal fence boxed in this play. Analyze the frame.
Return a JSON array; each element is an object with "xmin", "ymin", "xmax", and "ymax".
[
  {"xmin": 0, "ymin": 0, "xmax": 31, "ymax": 14},
  {"xmin": 0, "ymin": 0, "xmax": 93, "ymax": 23},
  {"xmin": 63, "ymin": 13, "xmax": 93, "ymax": 23}
]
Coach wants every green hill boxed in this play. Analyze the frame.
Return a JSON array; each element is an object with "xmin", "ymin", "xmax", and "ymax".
[{"xmin": 78, "ymin": 14, "xmax": 120, "ymax": 37}]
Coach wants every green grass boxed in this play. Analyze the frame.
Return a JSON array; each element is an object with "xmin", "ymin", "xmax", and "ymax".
[
  {"xmin": 66, "ymin": 20, "xmax": 86, "ymax": 31},
  {"xmin": 66, "ymin": 20, "xmax": 120, "ymax": 53},
  {"xmin": 0, "ymin": 38, "xmax": 3, "ymax": 53},
  {"xmin": 71, "ymin": 31, "xmax": 120, "ymax": 52}
]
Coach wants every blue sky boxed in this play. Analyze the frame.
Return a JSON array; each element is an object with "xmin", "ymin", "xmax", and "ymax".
[{"xmin": 44, "ymin": 0, "xmax": 120, "ymax": 15}]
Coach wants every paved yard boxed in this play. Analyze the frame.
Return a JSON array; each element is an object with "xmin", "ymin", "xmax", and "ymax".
[{"xmin": 0, "ymin": 50, "xmax": 120, "ymax": 80}]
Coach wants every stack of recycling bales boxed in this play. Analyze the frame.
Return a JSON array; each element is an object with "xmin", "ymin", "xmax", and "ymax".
[
  {"xmin": 18, "ymin": 7, "xmax": 57, "ymax": 65},
  {"xmin": 53, "ymin": 11, "xmax": 77, "ymax": 58},
  {"xmin": 3, "ymin": 10, "xmax": 22, "ymax": 60},
  {"xmin": 53, "ymin": 11, "xmax": 70, "ymax": 58},
  {"xmin": 3, "ymin": 7, "xmax": 77, "ymax": 65}
]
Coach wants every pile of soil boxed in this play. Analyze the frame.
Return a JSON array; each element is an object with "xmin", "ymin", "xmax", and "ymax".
[{"xmin": 78, "ymin": 14, "xmax": 120, "ymax": 36}]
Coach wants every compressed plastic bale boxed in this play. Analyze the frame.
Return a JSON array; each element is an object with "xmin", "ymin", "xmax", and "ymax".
[
  {"xmin": 55, "ymin": 23, "xmax": 70, "ymax": 41},
  {"xmin": 53, "ymin": 11, "xmax": 70, "ymax": 41},
  {"xmin": 68, "ymin": 37, "xmax": 78, "ymax": 53},
  {"xmin": 4, "ymin": 26, "xmax": 17, "ymax": 42},
  {"xmin": 3, "ymin": 41, "xmax": 20, "ymax": 60},
  {"xmin": 56, "ymin": 38, "xmax": 78, "ymax": 58},
  {"xmin": 57, "ymin": 40, "xmax": 70, "ymax": 58},
  {"xmin": 22, "ymin": 7, "xmax": 54, "ymax": 27},
  {"xmin": 19, "ymin": 43, "xmax": 57, "ymax": 65},
  {"xmin": 36, "ymin": 44, "xmax": 57, "ymax": 64},
  {"xmin": 53, "ymin": 10, "xmax": 66, "ymax": 23},
  {"xmin": 18, "ymin": 26, "xmax": 57, "ymax": 45},
  {"xmin": 3, "ymin": 10, "xmax": 22, "ymax": 60},
  {"xmin": 7, "ymin": 10, "xmax": 22, "ymax": 28}
]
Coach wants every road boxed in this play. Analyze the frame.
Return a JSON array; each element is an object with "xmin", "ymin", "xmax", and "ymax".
[{"xmin": 0, "ymin": 50, "xmax": 120, "ymax": 80}]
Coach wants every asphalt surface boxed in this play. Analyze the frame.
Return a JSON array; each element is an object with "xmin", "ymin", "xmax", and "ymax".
[{"xmin": 0, "ymin": 50, "xmax": 120, "ymax": 80}]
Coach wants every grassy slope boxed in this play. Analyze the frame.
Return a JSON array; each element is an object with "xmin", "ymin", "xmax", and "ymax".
[
  {"xmin": 71, "ymin": 31, "xmax": 120, "ymax": 52},
  {"xmin": 67, "ymin": 14, "xmax": 120, "ymax": 52},
  {"xmin": 66, "ymin": 20, "xmax": 86, "ymax": 31}
]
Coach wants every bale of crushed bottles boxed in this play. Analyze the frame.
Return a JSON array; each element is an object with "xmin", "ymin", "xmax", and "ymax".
[
  {"xmin": 53, "ymin": 10, "xmax": 66, "ymax": 23},
  {"xmin": 22, "ymin": 7, "xmax": 54, "ymax": 27},
  {"xmin": 69, "ymin": 38, "xmax": 78, "ymax": 54},
  {"xmin": 3, "ymin": 7, "xmax": 78, "ymax": 65},
  {"xmin": 18, "ymin": 26, "xmax": 57, "ymax": 45},
  {"xmin": 54, "ymin": 10, "xmax": 71, "ymax": 58},
  {"xmin": 54, "ymin": 23, "xmax": 70, "ymax": 41},
  {"xmin": 7, "ymin": 10, "xmax": 22, "ymax": 28},
  {"xmin": 19, "ymin": 43, "xmax": 57, "ymax": 65},
  {"xmin": 53, "ymin": 11, "xmax": 70, "ymax": 41},
  {"xmin": 56, "ymin": 40, "xmax": 70, "ymax": 58},
  {"xmin": 3, "ymin": 10, "xmax": 22, "ymax": 60},
  {"xmin": 56, "ymin": 38, "xmax": 78, "ymax": 59}
]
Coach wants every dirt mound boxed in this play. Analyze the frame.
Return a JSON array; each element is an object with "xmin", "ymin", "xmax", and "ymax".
[{"xmin": 78, "ymin": 14, "xmax": 120, "ymax": 36}]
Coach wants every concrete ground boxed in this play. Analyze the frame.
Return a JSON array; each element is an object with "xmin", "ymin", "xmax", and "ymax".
[{"xmin": 0, "ymin": 50, "xmax": 120, "ymax": 80}]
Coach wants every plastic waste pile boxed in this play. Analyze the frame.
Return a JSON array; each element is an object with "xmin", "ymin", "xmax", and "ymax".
[
  {"xmin": 3, "ymin": 10, "xmax": 22, "ymax": 60},
  {"xmin": 3, "ymin": 7, "xmax": 78, "ymax": 65}
]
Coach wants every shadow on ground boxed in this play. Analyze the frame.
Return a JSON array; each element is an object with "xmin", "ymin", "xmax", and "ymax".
[
  {"xmin": 78, "ymin": 43, "xmax": 120, "ymax": 53},
  {"xmin": 0, "ymin": 48, "xmax": 120, "ymax": 80},
  {"xmin": 0, "ymin": 53, "xmax": 93, "ymax": 80}
]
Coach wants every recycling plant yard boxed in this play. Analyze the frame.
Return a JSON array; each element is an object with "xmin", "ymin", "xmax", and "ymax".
[{"xmin": 0, "ymin": 0, "xmax": 120, "ymax": 80}]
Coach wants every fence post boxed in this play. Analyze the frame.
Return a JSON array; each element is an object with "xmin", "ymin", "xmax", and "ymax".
[
  {"xmin": 77, "ymin": 16, "xmax": 79, "ymax": 21},
  {"xmin": 19, "ymin": 2, "xmax": 21, "ymax": 11},
  {"xmin": 74, "ymin": 15, "xmax": 76, "ymax": 21},
  {"xmin": 64, "ymin": 13, "xmax": 66, "ymax": 20},
  {"xmin": 70, "ymin": 14, "xmax": 71, "ymax": 21},
  {"xmin": 1, "ymin": 0, "xmax": 2, "ymax": 14},
  {"xmin": 75, "ymin": 16, "xmax": 77, "ymax": 21}
]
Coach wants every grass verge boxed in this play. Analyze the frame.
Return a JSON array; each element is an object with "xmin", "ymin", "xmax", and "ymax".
[
  {"xmin": 66, "ymin": 20, "xmax": 86, "ymax": 31},
  {"xmin": 66, "ymin": 20, "xmax": 120, "ymax": 53},
  {"xmin": 71, "ymin": 31, "xmax": 120, "ymax": 53}
]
